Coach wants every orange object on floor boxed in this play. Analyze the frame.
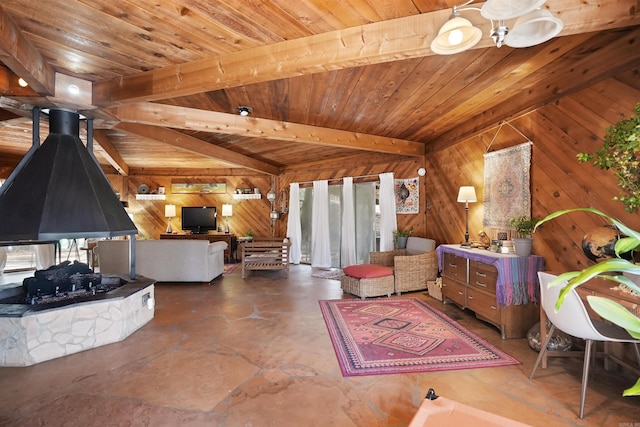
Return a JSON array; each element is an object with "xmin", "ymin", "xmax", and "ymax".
[{"xmin": 409, "ymin": 390, "xmax": 531, "ymax": 427}]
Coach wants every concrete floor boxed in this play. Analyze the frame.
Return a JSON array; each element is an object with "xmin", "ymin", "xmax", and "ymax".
[{"xmin": 1, "ymin": 264, "xmax": 639, "ymax": 426}]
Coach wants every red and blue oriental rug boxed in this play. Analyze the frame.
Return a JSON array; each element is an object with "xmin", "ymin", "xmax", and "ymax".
[{"xmin": 319, "ymin": 298, "xmax": 519, "ymax": 376}]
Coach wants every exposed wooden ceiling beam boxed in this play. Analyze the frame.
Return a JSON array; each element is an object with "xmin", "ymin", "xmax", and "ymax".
[
  {"xmin": 93, "ymin": 129, "xmax": 129, "ymax": 176},
  {"xmin": 126, "ymin": 167, "xmax": 268, "ymax": 177},
  {"xmin": 92, "ymin": 0, "xmax": 640, "ymax": 107},
  {"xmin": 0, "ymin": 4, "xmax": 54, "ymax": 96},
  {"xmin": 110, "ymin": 103, "xmax": 425, "ymax": 156},
  {"xmin": 114, "ymin": 122, "xmax": 281, "ymax": 176}
]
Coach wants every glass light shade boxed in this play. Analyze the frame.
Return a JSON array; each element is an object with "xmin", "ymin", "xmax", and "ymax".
[
  {"xmin": 164, "ymin": 204, "xmax": 176, "ymax": 218},
  {"xmin": 457, "ymin": 186, "xmax": 477, "ymax": 203},
  {"xmin": 270, "ymin": 211, "xmax": 279, "ymax": 220},
  {"xmin": 504, "ymin": 9, "xmax": 563, "ymax": 48},
  {"xmin": 222, "ymin": 204, "xmax": 233, "ymax": 217},
  {"xmin": 481, "ymin": 0, "xmax": 546, "ymax": 21},
  {"xmin": 267, "ymin": 190, "xmax": 277, "ymax": 202},
  {"xmin": 431, "ymin": 17, "xmax": 482, "ymax": 55}
]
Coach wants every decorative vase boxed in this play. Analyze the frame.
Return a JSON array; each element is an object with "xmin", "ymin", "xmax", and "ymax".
[
  {"xmin": 512, "ymin": 238, "xmax": 532, "ymax": 257},
  {"xmin": 396, "ymin": 236, "xmax": 408, "ymax": 249}
]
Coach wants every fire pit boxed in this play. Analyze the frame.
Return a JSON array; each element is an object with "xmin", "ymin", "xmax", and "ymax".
[
  {"xmin": 0, "ymin": 268, "xmax": 155, "ymax": 367},
  {"xmin": 17, "ymin": 260, "xmax": 119, "ymax": 305}
]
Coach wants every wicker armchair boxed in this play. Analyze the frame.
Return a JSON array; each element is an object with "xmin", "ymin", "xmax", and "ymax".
[
  {"xmin": 394, "ymin": 251, "xmax": 438, "ymax": 294},
  {"xmin": 370, "ymin": 238, "xmax": 438, "ymax": 295}
]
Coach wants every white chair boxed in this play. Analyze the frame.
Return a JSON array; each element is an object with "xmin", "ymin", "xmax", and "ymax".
[{"xmin": 530, "ymin": 272, "xmax": 640, "ymax": 419}]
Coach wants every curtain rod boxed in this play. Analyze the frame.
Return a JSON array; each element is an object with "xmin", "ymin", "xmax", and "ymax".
[{"xmin": 293, "ymin": 173, "xmax": 382, "ymax": 186}]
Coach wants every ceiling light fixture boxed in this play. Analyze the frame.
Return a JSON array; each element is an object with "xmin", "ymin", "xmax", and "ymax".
[
  {"xmin": 17, "ymin": 78, "xmax": 28, "ymax": 88},
  {"xmin": 431, "ymin": 0, "xmax": 563, "ymax": 55},
  {"xmin": 237, "ymin": 106, "xmax": 252, "ymax": 116},
  {"xmin": 68, "ymin": 84, "xmax": 80, "ymax": 95}
]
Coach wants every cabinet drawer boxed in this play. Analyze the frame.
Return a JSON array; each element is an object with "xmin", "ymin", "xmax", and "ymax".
[
  {"xmin": 442, "ymin": 278, "xmax": 466, "ymax": 307},
  {"xmin": 443, "ymin": 252, "xmax": 467, "ymax": 281},
  {"xmin": 469, "ymin": 261, "xmax": 497, "ymax": 293},
  {"xmin": 467, "ymin": 287, "xmax": 500, "ymax": 325}
]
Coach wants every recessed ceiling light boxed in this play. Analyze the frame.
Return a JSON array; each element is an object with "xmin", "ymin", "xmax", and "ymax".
[
  {"xmin": 68, "ymin": 84, "xmax": 80, "ymax": 95},
  {"xmin": 237, "ymin": 106, "xmax": 252, "ymax": 116}
]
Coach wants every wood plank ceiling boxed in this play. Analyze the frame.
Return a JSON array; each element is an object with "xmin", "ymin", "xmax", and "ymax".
[{"xmin": 0, "ymin": 0, "xmax": 638, "ymax": 177}]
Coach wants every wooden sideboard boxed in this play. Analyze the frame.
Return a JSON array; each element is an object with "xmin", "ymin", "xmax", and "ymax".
[
  {"xmin": 437, "ymin": 244, "xmax": 545, "ymax": 339},
  {"xmin": 160, "ymin": 233, "xmax": 237, "ymax": 263}
]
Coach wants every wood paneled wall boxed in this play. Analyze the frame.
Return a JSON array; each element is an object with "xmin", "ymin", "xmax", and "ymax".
[
  {"xmin": 108, "ymin": 175, "xmax": 274, "ymax": 240},
  {"xmin": 106, "ymin": 69, "xmax": 639, "ymax": 277},
  {"xmin": 426, "ymin": 69, "xmax": 640, "ymax": 275}
]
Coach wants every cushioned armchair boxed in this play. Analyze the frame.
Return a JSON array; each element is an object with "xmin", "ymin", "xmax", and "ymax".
[{"xmin": 370, "ymin": 237, "xmax": 438, "ymax": 295}]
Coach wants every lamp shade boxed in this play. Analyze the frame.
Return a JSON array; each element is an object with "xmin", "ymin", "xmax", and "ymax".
[
  {"xmin": 164, "ymin": 204, "xmax": 176, "ymax": 218},
  {"xmin": 430, "ymin": 17, "xmax": 482, "ymax": 55},
  {"xmin": 222, "ymin": 204, "xmax": 233, "ymax": 217},
  {"xmin": 505, "ymin": 9, "xmax": 563, "ymax": 48},
  {"xmin": 457, "ymin": 186, "xmax": 477, "ymax": 203}
]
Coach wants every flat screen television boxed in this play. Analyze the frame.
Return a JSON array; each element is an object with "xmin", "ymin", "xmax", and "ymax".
[{"xmin": 181, "ymin": 206, "xmax": 217, "ymax": 234}]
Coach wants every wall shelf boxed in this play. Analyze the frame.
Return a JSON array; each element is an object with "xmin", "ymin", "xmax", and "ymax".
[
  {"xmin": 135, "ymin": 194, "xmax": 166, "ymax": 200},
  {"xmin": 233, "ymin": 193, "xmax": 261, "ymax": 200}
]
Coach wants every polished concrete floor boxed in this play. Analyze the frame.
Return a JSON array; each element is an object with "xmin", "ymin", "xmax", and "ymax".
[{"xmin": 1, "ymin": 264, "xmax": 639, "ymax": 426}]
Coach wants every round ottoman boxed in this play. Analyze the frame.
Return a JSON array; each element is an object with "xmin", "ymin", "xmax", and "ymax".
[{"xmin": 340, "ymin": 264, "xmax": 394, "ymax": 299}]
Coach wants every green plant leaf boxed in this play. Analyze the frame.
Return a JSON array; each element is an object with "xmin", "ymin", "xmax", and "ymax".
[
  {"xmin": 535, "ymin": 207, "xmax": 633, "ymax": 237},
  {"xmin": 586, "ymin": 296, "xmax": 640, "ymax": 338},
  {"xmin": 623, "ymin": 377, "xmax": 640, "ymax": 397},
  {"xmin": 551, "ymin": 259, "xmax": 640, "ymax": 310}
]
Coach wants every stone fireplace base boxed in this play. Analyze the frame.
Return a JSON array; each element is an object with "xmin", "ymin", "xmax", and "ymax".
[{"xmin": 0, "ymin": 275, "xmax": 155, "ymax": 367}]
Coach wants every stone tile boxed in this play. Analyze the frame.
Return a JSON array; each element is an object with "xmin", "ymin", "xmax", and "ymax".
[{"xmin": 2, "ymin": 265, "xmax": 640, "ymax": 426}]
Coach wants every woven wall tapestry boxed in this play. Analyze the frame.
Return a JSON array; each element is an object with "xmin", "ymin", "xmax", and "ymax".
[
  {"xmin": 483, "ymin": 142, "xmax": 532, "ymax": 229},
  {"xmin": 395, "ymin": 177, "xmax": 419, "ymax": 214}
]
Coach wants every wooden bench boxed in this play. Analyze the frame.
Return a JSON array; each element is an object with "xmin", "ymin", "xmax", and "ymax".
[{"xmin": 241, "ymin": 238, "xmax": 291, "ymax": 278}]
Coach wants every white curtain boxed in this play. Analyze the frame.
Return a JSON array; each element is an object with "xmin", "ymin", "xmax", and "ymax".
[
  {"xmin": 35, "ymin": 244, "xmax": 55, "ymax": 270},
  {"xmin": 0, "ymin": 247, "xmax": 6, "ymax": 274},
  {"xmin": 378, "ymin": 172, "xmax": 397, "ymax": 251},
  {"xmin": 311, "ymin": 180, "xmax": 331, "ymax": 268},
  {"xmin": 340, "ymin": 177, "xmax": 357, "ymax": 267},
  {"xmin": 286, "ymin": 183, "xmax": 302, "ymax": 264}
]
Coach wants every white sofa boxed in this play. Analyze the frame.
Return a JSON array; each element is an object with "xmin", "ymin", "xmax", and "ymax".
[{"xmin": 95, "ymin": 239, "xmax": 227, "ymax": 282}]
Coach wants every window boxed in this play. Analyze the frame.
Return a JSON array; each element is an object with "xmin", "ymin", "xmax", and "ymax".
[{"xmin": 299, "ymin": 182, "xmax": 377, "ymax": 267}]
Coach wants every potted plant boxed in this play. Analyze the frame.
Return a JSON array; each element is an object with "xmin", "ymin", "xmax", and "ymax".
[
  {"xmin": 535, "ymin": 207, "xmax": 640, "ymax": 396},
  {"xmin": 577, "ymin": 103, "xmax": 640, "ymax": 213},
  {"xmin": 509, "ymin": 216, "xmax": 538, "ymax": 256},
  {"xmin": 394, "ymin": 227, "xmax": 414, "ymax": 249},
  {"xmin": 239, "ymin": 230, "xmax": 254, "ymax": 242}
]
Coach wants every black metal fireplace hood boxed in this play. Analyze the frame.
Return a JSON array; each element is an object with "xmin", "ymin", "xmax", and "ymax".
[{"xmin": 0, "ymin": 108, "xmax": 137, "ymax": 241}]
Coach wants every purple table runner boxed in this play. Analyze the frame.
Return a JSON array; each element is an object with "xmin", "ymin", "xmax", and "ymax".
[{"xmin": 436, "ymin": 244, "xmax": 545, "ymax": 306}]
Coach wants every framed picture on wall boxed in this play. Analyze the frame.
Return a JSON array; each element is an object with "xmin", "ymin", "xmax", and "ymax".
[{"xmin": 171, "ymin": 182, "xmax": 227, "ymax": 194}]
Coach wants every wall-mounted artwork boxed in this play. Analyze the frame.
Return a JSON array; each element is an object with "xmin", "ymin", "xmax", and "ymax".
[
  {"xmin": 395, "ymin": 177, "xmax": 419, "ymax": 214},
  {"xmin": 483, "ymin": 141, "xmax": 532, "ymax": 229},
  {"xmin": 171, "ymin": 183, "xmax": 227, "ymax": 194}
]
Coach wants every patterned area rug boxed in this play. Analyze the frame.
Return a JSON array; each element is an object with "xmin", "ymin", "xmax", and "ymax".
[
  {"xmin": 223, "ymin": 263, "xmax": 239, "ymax": 275},
  {"xmin": 319, "ymin": 298, "xmax": 520, "ymax": 376},
  {"xmin": 311, "ymin": 269, "xmax": 343, "ymax": 280}
]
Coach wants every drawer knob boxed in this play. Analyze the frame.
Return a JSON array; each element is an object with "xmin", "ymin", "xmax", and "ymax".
[
  {"xmin": 475, "ymin": 272, "xmax": 487, "ymax": 277},
  {"xmin": 475, "ymin": 281, "xmax": 487, "ymax": 288},
  {"xmin": 491, "ymin": 305, "xmax": 497, "ymax": 310},
  {"xmin": 468, "ymin": 295, "xmax": 473, "ymax": 300}
]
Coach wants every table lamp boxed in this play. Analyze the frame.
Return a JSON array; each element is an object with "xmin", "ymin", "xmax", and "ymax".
[
  {"xmin": 222, "ymin": 204, "xmax": 233, "ymax": 234},
  {"xmin": 165, "ymin": 204, "xmax": 176, "ymax": 233},
  {"xmin": 457, "ymin": 186, "xmax": 476, "ymax": 247}
]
